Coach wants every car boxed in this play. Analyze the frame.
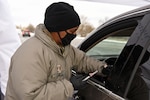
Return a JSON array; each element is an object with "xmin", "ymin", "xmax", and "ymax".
[
  {"xmin": 71, "ymin": 5, "xmax": 150, "ymax": 100},
  {"xmin": 22, "ymin": 30, "xmax": 30, "ymax": 37}
]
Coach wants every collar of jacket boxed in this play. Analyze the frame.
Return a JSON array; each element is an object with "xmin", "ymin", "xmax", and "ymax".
[{"xmin": 34, "ymin": 24, "xmax": 70, "ymax": 56}]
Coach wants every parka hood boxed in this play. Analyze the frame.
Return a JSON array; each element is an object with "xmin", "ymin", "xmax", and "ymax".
[{"xmin": 35, "ymin": 24, "xmax": 64, "ymax": 55}]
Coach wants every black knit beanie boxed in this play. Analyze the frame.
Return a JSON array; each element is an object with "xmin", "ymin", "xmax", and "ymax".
[{"xmin": 44, "ymin": 2, "xmax": 81, "ymax": 32}]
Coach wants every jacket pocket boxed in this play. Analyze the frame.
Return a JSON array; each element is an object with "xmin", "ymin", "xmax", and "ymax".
[{"xmin": 61, "ymin": 79, "xmax": 74, "ymax": 98}]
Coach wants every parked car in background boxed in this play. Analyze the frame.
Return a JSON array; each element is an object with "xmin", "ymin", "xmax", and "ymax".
[
  {"xmin": 71, "ymin": 5, "xmax": 150, "ymax": 100},
  {"xmin": 22, "ymin": 30, "xmax": 30, "ymax": 37}
]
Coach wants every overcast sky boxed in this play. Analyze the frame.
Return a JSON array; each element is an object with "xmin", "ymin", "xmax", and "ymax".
[{"xmin": 7, "ymin": 0, "xmax": 137, "ymax": 28}]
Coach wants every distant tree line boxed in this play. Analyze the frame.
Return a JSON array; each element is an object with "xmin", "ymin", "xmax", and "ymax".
[
  {"xmin": 16, "ymin": 16, "xmax": 108, "ymax": 37},
  {"xmin": 16, "ymin": 24, "xmax": 35, "ymax": 33}
]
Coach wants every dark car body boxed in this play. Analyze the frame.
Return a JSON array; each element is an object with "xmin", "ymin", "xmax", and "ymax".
[{"xmin": 73, "ymin": 5, "xmax": 150, "ymax": 100}]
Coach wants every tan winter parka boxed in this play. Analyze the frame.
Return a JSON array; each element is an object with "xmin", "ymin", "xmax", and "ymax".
[{"xmin": 5, "ymin": 24, "xmax": 105, "ymax": 100}]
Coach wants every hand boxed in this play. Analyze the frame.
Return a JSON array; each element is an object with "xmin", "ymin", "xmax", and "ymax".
[
  {"xmin": 70, "ymin": 73, "xmax": 88, "ymax": 90},
  {"xmin": 102, "ymin": 65, "xmax": 113, "ymax": 76}
]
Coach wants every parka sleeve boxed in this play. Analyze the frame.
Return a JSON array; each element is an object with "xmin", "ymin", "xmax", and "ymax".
[{"xmin": 70, "ymin": 46, "xmax": 106, "ymax": 74}]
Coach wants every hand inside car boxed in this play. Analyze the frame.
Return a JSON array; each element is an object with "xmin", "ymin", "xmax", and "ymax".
[{"xmin": 102, "ymin": 65, "xmax": 113, "ymax": 76}]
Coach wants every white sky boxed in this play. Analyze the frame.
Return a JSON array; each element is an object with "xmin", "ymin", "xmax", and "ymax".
[{"xmin": 7, "ymin": 0, "xmax": 137, "ymax": 28}]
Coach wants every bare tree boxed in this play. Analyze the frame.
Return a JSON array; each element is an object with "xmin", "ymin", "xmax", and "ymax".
[
  {"xmin": 98, "ymin": 17, "xmax": 109, "ymax": 25},
  {"xmin": 77, "ymin": 16, "xmax": 95, "ymax": 37},
  {"xmin": 26, "ymin": 24, "xmax": 35, "ymax": 33}
]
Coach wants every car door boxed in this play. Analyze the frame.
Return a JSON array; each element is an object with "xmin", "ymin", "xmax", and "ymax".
[
  {"xmin": 106, "ymin": 13, "xmax": 150, "ymax": 100},
  {"xmin": 75, "ymin": 7, "xmax": 150, "ymax": 100}
]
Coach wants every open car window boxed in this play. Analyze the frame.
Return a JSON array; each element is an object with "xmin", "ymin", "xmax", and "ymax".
[{"xmin": 86, "ymin": 36, "xmax": 129, "ymax": 59}]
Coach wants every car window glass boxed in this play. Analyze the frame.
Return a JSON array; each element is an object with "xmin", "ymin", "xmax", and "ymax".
[
  {"xmin": 141, "ymin": 46, "xmax": 150, "ymax": 89},
  {"xmin": 86, "ymin": 36, "xmax": 129, "ymax": 59}
]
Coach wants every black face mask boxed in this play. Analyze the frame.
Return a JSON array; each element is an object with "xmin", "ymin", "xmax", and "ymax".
[{"xmin": 58, "ymin": 31, "xmax": 76, "ymax": 46}]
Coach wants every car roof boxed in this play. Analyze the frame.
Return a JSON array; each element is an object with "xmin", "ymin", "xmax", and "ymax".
[{"xmin": 98, "ymin": 4, "xmax": 150, "ymax": 30}]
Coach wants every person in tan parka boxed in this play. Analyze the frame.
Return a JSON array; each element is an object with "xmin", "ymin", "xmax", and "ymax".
[{"xmin": 5, "ymin": 2, "xmax": 107, "ymax": 100}]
